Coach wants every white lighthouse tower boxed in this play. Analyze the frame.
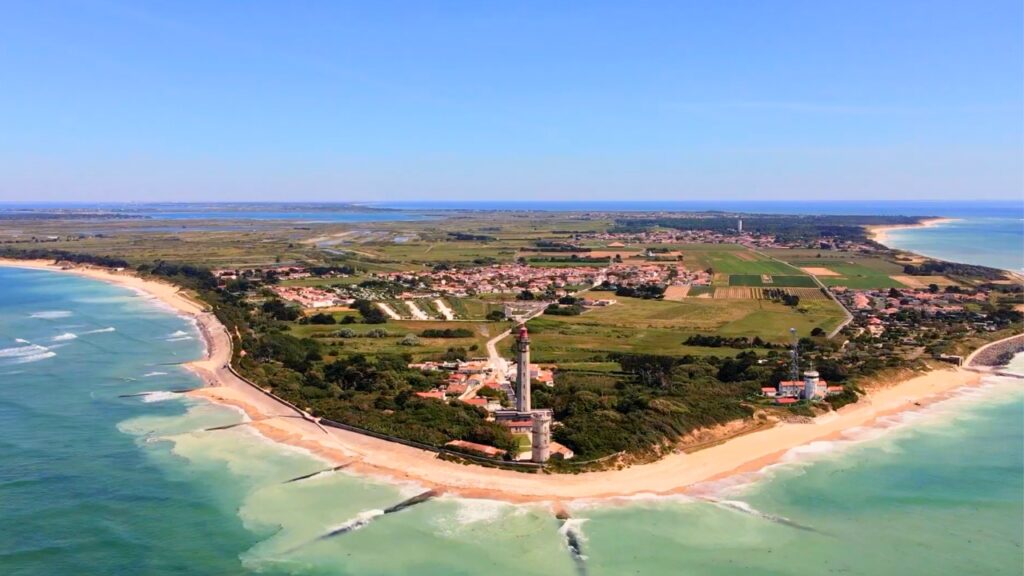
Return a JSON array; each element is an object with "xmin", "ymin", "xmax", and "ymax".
[
  {"xmin": 515, "ymin": 324, "xmax": 531, "ymax": 412},
  {"xmin": 802, "ymin": 369, "xmax": 820, "ymax": 400},
  {"xmin": 531, "ymin": 410, "xmax": 552, "ymax": 462}
]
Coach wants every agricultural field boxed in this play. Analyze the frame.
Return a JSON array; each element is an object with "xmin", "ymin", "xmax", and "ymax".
[
  {"xmin": 288, "ymin": 319, "xmax": 506, "ymax": 362},
  {"xmin": 786, "ymin": 258, "xmax": 907, "ymax": 289},
  {"xmin": 711, "ymin": 287, "xmax": 830, "ymax": 301},
  {"xmin": 518, "ymin": 295, "xmax": 847, "ymax": 363},
  {"xmin": 763, "ymin": 251, "xmax": 925, "ymax": 289},
  {"xmin": 685, "ymin": 246, "xmax": 798, "ymax": 275},
  {"xmin": 728, "ymin": 274, "xmax": 818, "ymax": 287},
  {"xmin": 351, "ymin": 241, "xmax": 518, "ymax": 264}
]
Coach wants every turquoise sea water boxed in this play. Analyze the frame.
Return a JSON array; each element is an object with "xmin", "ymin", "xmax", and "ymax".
[
  {"xmin": 884, "ymin": 217, "xmax": 1024, "ymax": 273},
  {"xmin": 0, "ymin": 266, "xmax": 1021, "ymax": 575}
]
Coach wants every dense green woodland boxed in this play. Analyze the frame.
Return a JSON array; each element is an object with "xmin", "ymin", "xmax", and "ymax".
[{"xmin": 612, "ymin": 214, "xmax": 919, "ymax": 243}]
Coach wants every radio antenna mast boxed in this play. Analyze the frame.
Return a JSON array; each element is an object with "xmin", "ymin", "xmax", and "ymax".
[{"xmin": 789, "ymin": 328, "xmax": 799, "ymax": 381}]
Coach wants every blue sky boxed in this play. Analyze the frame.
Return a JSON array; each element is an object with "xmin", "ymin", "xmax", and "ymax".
[{"xmin": 1, "ymin": 1, "xmax": 1021, "ymax": 202}]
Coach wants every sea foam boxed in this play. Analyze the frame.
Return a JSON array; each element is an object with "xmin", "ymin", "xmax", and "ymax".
[
  {"xmin": 52, "ymin": 333, "xmax": 78, "ymax": 342},
  {"xmin": 140, "ymin": 391, "xmax": 180, "ymax": 403},
  {"xmin": 29, "ymin": 310, "xmax": 72, "ymax": 319},
  {"xmin": 0, "ymin": 344, "xmax": 58, "ymax": 365},
  {"xmin": 327, "ymin": 509, "xmax": 385, "ymax": 534}
]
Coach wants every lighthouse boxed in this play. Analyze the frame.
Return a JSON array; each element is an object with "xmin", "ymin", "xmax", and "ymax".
[
  {"xmin": 515, "ymin": 324, "xmax": 531, "ymax": 412},
  {"xmin": 802, "ymin": 369, "xmax": 820, "ymax": 400},
  {"xmin": 531, "ymin": 410, "xmax": 552, "ymax": 462}
]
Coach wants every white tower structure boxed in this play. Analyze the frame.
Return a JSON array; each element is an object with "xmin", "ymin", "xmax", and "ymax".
[
  {"xmin": 738, "ymin": 218, "xmax": 743, "ymax": 233},
  {"xmin": 802, "ymin": 369, "xmax": 820, "ymax": 400},
  {"xmin": 515, "ymin": 324, "xmax": 531, "ymax": 412},
  {"xmin": 531, "ymin": 410, "xmax": 552, "ymax": 463}
]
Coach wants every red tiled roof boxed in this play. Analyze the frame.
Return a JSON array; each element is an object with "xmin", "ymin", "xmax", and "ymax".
[
  {"xmin": 445, "ymin": 440, "xmax": 506, "ymax": 457},
  {"xmin": 775, "ymin": 397, "xmax": 799, "ymax": 404},
  {"xmin": 415, "ymin": 391, "xmax": 445, "ymax": 400},
  {"xmin": 499, "ymin": 419, "xmax": 533, "ymax": 427}
]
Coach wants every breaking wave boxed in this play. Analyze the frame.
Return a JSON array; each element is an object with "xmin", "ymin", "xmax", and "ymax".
[
  {"xmin": 52, "ymin": 333, "xmax": 78, "ymax": 342},
  {"xmin": 83, "ymin": 327, "xmax": 116, "ymax": 334},
  {"xmin": 30, "ymin": 310, "xmax": 72, "ymax": 319},
  {"xmin": 327, "ymin": 509, "xmax": 385, "ymax": 534},
  {"xmin": 142, "ymin": 371, "xmax": 169, "ymax": 378},
  {"xmin": 165, "ymin": 330, "xmax": 194, "ymax": 342},
  {"xmin": 140, "ymin": 391, "xmax": 180, "ymax": 403},
  {"xmin": 0, "ymin": 344, "xmax": 57, "ymax": 365},
  {"xmin": 0, "ymin": 344, "xmax": 50, "ymax": 358}
]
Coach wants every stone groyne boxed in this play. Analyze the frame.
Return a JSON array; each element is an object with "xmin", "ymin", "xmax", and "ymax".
[{"xmin": 968, "ymin": 334, "xmax": 1024, "ymax": 367}]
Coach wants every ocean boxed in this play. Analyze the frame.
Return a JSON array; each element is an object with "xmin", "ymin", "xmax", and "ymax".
[
  {"xmin": 374, "ymin": 200, "xmax": 1024, "ymax": 218},
  {"xmin": 1, "ymin": 240, "xmax": 1022, "ymax": 574},
  {"xmin": 883, "ymin": 218, "xmax": 1024, "ymax": 273}
]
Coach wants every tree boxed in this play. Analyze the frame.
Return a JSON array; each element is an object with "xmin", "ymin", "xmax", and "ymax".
[
  {"xmin": 309, "ymin": 312, "xmax": 336, "ymax": 325},
  {"xmin": 262, "ymin": 299, "xmax": 300, "ymax": 321},
  {"xmin": 353, "ymin": 299, "xmax": 387, "ymax": 324},
  {"xmin": 614, "ymin": 353, "xmax": 677, "ymax": 389}
]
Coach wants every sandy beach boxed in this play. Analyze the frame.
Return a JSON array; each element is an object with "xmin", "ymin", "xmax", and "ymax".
[
  {"xmin": 0, "ymin": 258, "xmax": 1010, "ymax": 504},
  {"xmin": 866, "ymin": 217, "xmax": 958, "ymax": 245}
]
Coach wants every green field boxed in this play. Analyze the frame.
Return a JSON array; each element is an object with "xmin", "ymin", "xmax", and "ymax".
[
  {"xmin": 526, "ymin": 259, "xmax": 609, "ymax": 267},
  {"xmin": 518, "ymin": 295, "xmax": 847, "ymax": 362},
  {"xmin": 729, "ymin": 274, "xmax": 819, "ymax": 287},
  {"xmin": 288, "ymin": 319, "xmax": 506, "ymax": 361},
  {"xmin": 688, "ymin": 248, "xmax": 797, "ymax": 275},
  {"xmin": 786, "ymin": 259, "xmax": 908, "ymax": 289}
]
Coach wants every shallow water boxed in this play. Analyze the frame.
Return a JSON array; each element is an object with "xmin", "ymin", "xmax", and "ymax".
[
  {"xmin": 0, "ymin": 266, "xmax": 1021, "ymax": 575},
  {"xmin": 884, "ymin": 217, "xmax": 1024, "ymax": 272}
]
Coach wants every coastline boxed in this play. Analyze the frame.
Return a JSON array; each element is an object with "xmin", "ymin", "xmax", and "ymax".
[
  {"xmin": 0, "ymin": 258, "xmax": 1013, "ymax": 505},
  {"xmin": 865, "ymin": 217, "xmax": 958, "ymax": 245}
]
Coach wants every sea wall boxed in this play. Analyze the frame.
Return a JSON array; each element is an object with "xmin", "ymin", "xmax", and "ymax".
[{"xmin": 968, "ymin": 334, "xmax": 1024, "ymax": 367}]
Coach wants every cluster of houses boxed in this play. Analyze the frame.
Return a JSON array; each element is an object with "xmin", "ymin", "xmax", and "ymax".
[
  {"xmin": 383, "ymin": 261, "xmax": 715, "ymax": 301},
  {"xmin": 409, "ymin": 359, "xmax": 554, "ymax": 410},
  {"xmin": 212, "ymin": 265, "xmax": 317, "ymax": 283},
  {"xmin": 603, "ymin": 263, "xmax": 712, "ymax": 288},
  {"xmin": 270, "ymin": 285, "xmax": 349, "ymax": 309},
  {"xmin": 383, "ymin": 264, "xmax": 604, "ymax": 297},
  {"xmin": 833, "ymin": 286, "xmax": 995, "ymax": 337},
  {"xmin": 578, "ymin": 229, "xmax": 781, "ymax": 249}
]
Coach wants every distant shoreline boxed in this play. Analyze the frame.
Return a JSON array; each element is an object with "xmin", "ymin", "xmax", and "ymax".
[
  {"xmin": 0, "ymin": 257, "xmax": 1016, "ymax": 505},
  {"xmin": 865, "ymin": 217, "xmax": 959, "ymax": 245}
]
